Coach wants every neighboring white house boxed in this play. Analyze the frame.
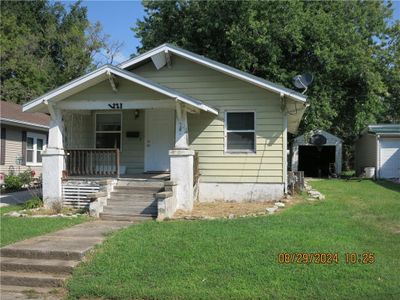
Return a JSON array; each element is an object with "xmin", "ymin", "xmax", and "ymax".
[
  {"xmin": 291, "ymin": 130, "xmax": 342, "ymax": 177},
  {"xmin": 23, "ymin": 44, "xmax": 308, "ymax": 217},
  {"xmin": 355, "ymin": 124, "xmax": 400, "ymax": 179}
]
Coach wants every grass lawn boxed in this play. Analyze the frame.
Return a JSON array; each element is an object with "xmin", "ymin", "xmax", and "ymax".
[
  {"xmin": 68, "ymin": 180, "xmax": 400, "ymax": 300},
  {"xmin": 0, "ymin": 205, "xmax": 89, "ymax": 246}
]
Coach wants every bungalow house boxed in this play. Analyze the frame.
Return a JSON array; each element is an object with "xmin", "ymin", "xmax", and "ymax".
[
  {"xmin": 23, "ymin": 44, "xmax": 308, "ymax": 219},
  {"xmin": 0, "ymin": 101, "xmax": 49, "ymax": 177}
]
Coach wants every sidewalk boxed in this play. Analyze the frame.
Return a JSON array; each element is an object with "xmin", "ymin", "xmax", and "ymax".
[{"xmin": 0, "ymin": 220, "xmax": 133, "ymax": 299}]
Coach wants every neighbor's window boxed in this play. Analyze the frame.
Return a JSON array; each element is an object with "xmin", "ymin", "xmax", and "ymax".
[
  {"xmin": 95, "ymin": 113, "xmax": 122, "ymax": 149},
  {"xmin": 26, "ymin": 133, "xmax": 46, "ymax": 165},
  {"xmin": 225, "ymin": 112, "xmax": 256, "ymax": 153}
]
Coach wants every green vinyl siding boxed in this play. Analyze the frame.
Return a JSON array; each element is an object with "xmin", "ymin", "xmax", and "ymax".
[
  {"xmin": 133, "ymin": 56, "xmax": 284, "ymax": 183},
  {"xmin": 63, "ymin": 78, "xmax": 167, "ymax": 102}
]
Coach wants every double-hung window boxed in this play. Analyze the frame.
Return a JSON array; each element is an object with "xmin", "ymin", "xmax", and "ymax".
[
  {"xmin": 225, "ymin": 111, "xmax": 256, "ymax": 153},
  {"xmin": 95, "ymin": 113, "xmax": 122, "ymax": 149},
  {"xmin": 26, "ymin": 133, "xmax": 46, "ymax": 165}
]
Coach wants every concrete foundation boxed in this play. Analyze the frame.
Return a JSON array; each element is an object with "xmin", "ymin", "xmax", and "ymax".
[{"xmin": 198, "ymin": 182, "xmax": 284, "ymax": 202}]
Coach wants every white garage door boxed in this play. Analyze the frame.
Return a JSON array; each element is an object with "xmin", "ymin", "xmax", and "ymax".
[{"xmin": 380, "ymin": 138, "xmax": 400, "ymax": 179}]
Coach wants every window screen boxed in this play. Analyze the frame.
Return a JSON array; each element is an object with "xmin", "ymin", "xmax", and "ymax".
[
  {"xmin": 95, "ymin": 113, "xmax": 122, "ymax": 149},
  {"xmin": 225, "ymin": 112, "xmax": 255, "ymax": 152}
]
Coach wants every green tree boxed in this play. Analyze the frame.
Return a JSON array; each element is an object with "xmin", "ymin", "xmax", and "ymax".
[
  {"xmin": 0, "ymin": 0, "xmax": 104, "ymax": 104},
  {"xmin": 134, "ymin": 0, "xmax": 399, "ymax": 167}
]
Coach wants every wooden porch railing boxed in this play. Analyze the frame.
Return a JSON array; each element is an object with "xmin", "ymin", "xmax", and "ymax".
[{"xmin": 65, "ymin": 148, "xmax": 120, "ymax": 177}]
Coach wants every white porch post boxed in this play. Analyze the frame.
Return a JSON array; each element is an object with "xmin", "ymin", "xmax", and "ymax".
[
  {"xmin": 174, "ymin": 101, "xmax": 189, "ymax": 149},
  {"xmin": 169, "ymin": 102, "xmax": 194, "ymax": 211},
  {"xmin": 42, "ymin": 104, "xmax": 64, "ymax": 207}
]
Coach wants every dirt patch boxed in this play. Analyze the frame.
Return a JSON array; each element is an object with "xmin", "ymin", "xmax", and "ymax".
[{"xmin": 173, "ymin": 196, "xmax": 299, "ymax": 219}]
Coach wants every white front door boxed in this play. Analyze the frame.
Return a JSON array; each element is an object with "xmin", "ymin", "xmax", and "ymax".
[
  {"xmin": 145, "ymin": 109, "xmax": 175, "ymax": 172},
  {"xmin": 380, "ymin": 138, "xmax": 400, "ymax": 178}
]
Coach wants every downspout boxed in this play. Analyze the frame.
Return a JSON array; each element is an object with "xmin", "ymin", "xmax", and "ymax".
[
  {"xmin": 281, "ymin": 93, "xmax": 288, "ymax": 194},
  {"xmin": 376, "ymin": 134, "xmax": 380, "ymax": 179}
]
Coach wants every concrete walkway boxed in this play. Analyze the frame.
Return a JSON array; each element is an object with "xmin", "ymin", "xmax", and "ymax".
[{"xmin": 0, "ymin": 220, "xmax": 133, "ymax": 299}]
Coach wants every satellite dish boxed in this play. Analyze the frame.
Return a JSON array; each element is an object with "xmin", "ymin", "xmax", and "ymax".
[
  {"xmin": 292, "ymin": 73, "xmax": 313, "ymax": 94},
  {"xmin": 309, "ymin": 134, "xmax": 327, "ymax": 146}
]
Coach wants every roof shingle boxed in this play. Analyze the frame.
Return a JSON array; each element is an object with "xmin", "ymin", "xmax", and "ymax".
[{"xmin": 0, "ymin": 101, "xmax": 49, "ymax": 127}]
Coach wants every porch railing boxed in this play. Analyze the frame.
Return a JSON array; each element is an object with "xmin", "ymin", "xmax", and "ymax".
[{"xmin": 65, "ymin": 148, "xmax": 120, "ymax": 177}]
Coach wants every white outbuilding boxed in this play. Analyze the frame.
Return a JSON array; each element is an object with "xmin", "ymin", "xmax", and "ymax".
[
  {"xmin": 291, "ymin": 130, "xmax": 342, "ymax": 177},
  {"xmin": 355, "ymin": 124, "xmax": 400, "ymax": 179}
]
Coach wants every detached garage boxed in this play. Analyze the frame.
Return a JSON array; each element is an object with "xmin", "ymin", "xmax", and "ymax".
[
  {"xmin": 355, "ymin": 124, "xmax": 400, "ymax": 179},
  {"xmin": 291, "ymin": 130, "xmax": 342, "ymax": 177}
]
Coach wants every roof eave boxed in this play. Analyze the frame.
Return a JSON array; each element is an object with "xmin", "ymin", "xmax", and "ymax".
[{"xmin": 0, "ymin": 118, "xmax": 49, "ymax": 130}]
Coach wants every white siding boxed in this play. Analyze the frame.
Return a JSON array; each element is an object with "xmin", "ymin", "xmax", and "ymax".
[
  {"xmin": 0, "ymin": 125, "xmax": 45, "ymax": 176},
  {"xmin": 355, "ymin": 134, "xmax": 377, "ymax": 175}
]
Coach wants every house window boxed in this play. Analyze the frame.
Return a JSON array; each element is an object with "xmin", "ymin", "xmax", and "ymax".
[
  {"xmin": 95, "ymin": 113, "xmax": 122, "ymax": 149},
  {"xmin": 26, "ymin": 133, "xmax": 46, "ymax": 165},
  {"xmin": 225, "ymin": 112, "xmax": 256, "ymax": 153}
]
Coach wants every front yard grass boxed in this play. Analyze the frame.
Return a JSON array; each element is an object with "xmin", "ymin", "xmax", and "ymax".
[
  {"xmin": 68, "ymin": 180, "xmax": 400, "ymax": 299},
  {"xmin": 0, "ymin": 205, "xmax": 89, "ymax": 246}
]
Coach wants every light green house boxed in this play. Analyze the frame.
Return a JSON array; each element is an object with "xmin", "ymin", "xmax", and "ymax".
[{"xmin": 23, "ymin": 44, "xmax": 308, "ymax": 220}]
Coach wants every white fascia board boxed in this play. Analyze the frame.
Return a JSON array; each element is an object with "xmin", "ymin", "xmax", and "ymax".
[
  {"xmin": 0, "ymin": 118, "xmax": 49, "ymax": 130},
  {"xmin": 23, "ymin": 64, "xmax": 218, "ymax": 115},
  {"xmin": 118, "ymin": 44, "xmax": 308, "ymax": 103}
]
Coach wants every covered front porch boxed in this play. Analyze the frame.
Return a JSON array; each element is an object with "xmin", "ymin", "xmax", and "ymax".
[
  {"xmin": 23, "ymin": 65, "xmax": 218, "ymax": 214},
  {"xmin": 63, "ymin": 108, "xmax": 178, "ymax": 178}
]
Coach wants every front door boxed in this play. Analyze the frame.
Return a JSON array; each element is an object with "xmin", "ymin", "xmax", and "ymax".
[{"xmin": 145, "ymin": 109, "xmax": 175, "ymax": 172}]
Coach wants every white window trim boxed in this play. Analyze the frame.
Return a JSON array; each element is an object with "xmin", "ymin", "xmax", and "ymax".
[
  {"xmin": 94, "ymin": 111, "xmax": 123, "ymax": 151},
  {"xmin": 26, "ymin": 132, "xmax": 47, "ymax": 166},
  {"xmin": 224, "ymin": 110, "xmax": 256, "ymax": 154}
]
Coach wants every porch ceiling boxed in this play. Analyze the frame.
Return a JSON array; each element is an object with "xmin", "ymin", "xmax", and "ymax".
[{"xmin": 22, "ymin": 65, "xmax": 218, "ymax": 115}]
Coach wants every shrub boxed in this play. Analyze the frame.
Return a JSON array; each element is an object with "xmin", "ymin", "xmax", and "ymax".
[
  {"xmin": 18, "ymin": 169, "xmax": 34, "ymax": 186},
  {"xmin": 4, "ymin": 175, "xmax": 23, "ymax": 191},
  {"xmin": 24, "ymin": 197, "xmax": 43, "ymax": 209}
]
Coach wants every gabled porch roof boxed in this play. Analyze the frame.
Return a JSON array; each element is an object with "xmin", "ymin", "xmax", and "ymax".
[{"xmin": 23, "ymin": 65, "xmax": 218, "ymax": 115}]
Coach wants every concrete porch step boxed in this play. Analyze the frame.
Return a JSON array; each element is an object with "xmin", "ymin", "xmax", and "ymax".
[
  {"xmin": 109, "ymin": 197, "xmax": 157, "ymax": 203},
  {"xmin": 99, "ymin": 213, "xmax": 156, "ymax": 221},
  {"xmin": 0, "ymin": 257, "xmax": 79, "ymax": 274},
  {"xmin": 0, "ymin": 247, "xmax": 85, "ymax": 261},
  {"xmin": 0, "ymin": 271, "xmax": 68, "ymax": 287},
  {"xmin": 103, "ymin": 206, "xmax": 157, "ymax": 215},
  {"xmin": 106, "ymin": 200, "xmax": 157, "ymax": 206},
  {"xmin": 110, "ymin": 192, "xmax": 157, "ymax": 197},
  {"xmin": 114, "ymin": 185, "xmax": 163, "ymax": 191},
  {"xmin": 116, "ymin": 181, "xmax": 164, "ymax": 188},
  {"xmin": 106, "ymin": 203, "xmax": 157, "ymax": 209}
]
